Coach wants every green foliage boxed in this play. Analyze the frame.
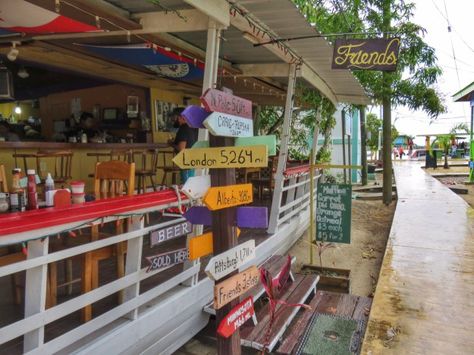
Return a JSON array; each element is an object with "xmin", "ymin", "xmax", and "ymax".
[
  {"xmin": 366, "ymin": 112, "xmax": 399, "ymax": 151},
  {"xmin": 292, "ymin": 0, "xmax": 445, "ymax": 118}
]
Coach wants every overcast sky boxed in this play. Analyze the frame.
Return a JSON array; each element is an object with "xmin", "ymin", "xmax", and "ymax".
[{"xmin": 388, "ymin": 0, "xmax": 474, "ymax": 143}]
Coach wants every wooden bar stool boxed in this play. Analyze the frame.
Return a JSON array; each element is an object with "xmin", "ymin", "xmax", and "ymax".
[
  {"xmin": 82, "ymin": 160, "xmax": 135, "ymax": 322},
  {"xmin": 0, "ymin": 164, "xmax": 7, "ymax": 192},
  {"xmin": 134, "ymin": 149, "xmax": 159, "ymax": 194},
  {"xmin": 156, "ymin": 150, "xmax": 181, "ymax": 186}
]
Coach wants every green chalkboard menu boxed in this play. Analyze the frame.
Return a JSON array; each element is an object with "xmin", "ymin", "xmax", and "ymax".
[{"xmin": 316, "ymin": 183, "xmax": 352, "ymax": 244}]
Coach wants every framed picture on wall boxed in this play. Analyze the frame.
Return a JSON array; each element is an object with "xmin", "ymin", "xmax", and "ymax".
[{"xmin": 154, "ymin": 100, "xmax": 178, "ymax": 132}]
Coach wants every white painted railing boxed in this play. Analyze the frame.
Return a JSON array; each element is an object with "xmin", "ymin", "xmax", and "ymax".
[
  {"xmin": 0, "ymin": 194, "xmax": 198, "ymax": 354},
  {"xmin": 268, "ymin": 165, "xmax": 321, "ymax": 234}
]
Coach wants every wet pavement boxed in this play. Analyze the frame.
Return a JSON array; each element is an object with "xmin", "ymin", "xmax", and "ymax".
[{"xmin": 362, "ymin": 161, "xmax": 474, "ymax": 354}]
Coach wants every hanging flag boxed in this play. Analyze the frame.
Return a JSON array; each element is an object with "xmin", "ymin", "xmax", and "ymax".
[
  {"xmin": 76, "ymin": 43, "xmax": 205, "ymax": 81},
  {"xmin": 0, "ymin": 0, "xmax": 99, "ymax": 34}
]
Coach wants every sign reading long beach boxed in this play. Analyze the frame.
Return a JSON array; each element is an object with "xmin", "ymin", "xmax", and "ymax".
[
  {"xmin": 172, "ymin": 145, "xmax": 268, "ymax": 169},
  {"xmin": 316, "ymin": 183, "xmax": 352, "ymax": 244},
  {"xmin": 332, "ymin": 38, "xmax": 400, "ymax": 71}
]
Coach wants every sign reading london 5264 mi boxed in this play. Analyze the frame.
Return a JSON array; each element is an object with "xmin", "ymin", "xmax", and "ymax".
[
  {"xmin": 316, "ymin": 183, "xmax": 352, "ymax": 244},
  {"xmin": 332, "ymin": 38, "xmax": 400, "ymax": 71},
  {"xmin": 172, "ymin": 145, "xmax": 268, "ymax": 169}
]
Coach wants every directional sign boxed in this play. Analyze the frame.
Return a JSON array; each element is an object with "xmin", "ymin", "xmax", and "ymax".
[
  {"xmin": 201, "ymin": 88, "xmax": 252, "ymax": 119},
  {"xmin": 214, "ymin": 266, "xmax": 260, "ymax": 309},
  {"xmin": 236, "ymin": 206, "xmax": 268, "ymax": 229},
  {"xmin": 193, "ymin": 135, "xmax": 277, "ymax": 156},
  {"xmin": 145, "ymin": 248, "xmax": 188, "ymax": 273},
  {"xmin": 203, "ymin": 112, "xmax": 253, "ymax": 138},
  {"xmin": 182, "ymin": 105, "xmax": 209, "ymax": 128},
  {"xmin": 172, "ymin": 145, "xmax": 268, "ymax": 169},
  {"xmin": 205, "ymin": 239, "xmax": 255, "ymax": 280},
  {"xmin": 217, "ymin": 297, "xmax": 255, "ymax": 338},
  {"xmin": 188, "ymin": 229, "xmax": 241, "ymax": 260},
  {"xmin": 235, "ymin": 135, "xmax": 277, "ymax": 156},
  {"xmin": 181, "ymin": 175, "xmax": 211, "ymax": 200},
  {"xmin": 150, "ymin": 221, "xmax": 192, "ymax": 246},
  {"xmin": 184, "ymin": 206, "xmax": 268, "ymax": 228},
  {"xmin": 203, "ymin": 184, "xmax": 253, "ymax": 211}
]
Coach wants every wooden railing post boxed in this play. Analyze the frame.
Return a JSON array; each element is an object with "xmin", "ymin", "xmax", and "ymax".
[
  {"xmin": 123, "ymin": 215, "xmax": 144, "ymax": 320},
  {"xmin": 23, "ymin": 238, "xmax": 49, "ymax": 352}
]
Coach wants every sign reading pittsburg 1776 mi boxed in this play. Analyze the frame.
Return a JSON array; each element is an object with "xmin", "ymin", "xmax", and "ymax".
[
  {"xmin": 332, "ymin": 38, "xmax": 400, "ymax": 71},
  {"xmin": 316, "ymin": 183, "xmax": 352, "ymax": 244}
]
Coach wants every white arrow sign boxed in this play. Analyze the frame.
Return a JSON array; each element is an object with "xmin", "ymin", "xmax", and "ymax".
[
  {"xmin": 205, "ymin": 239, "xmax": 256, "ymax": 281},
  {"xmin": 181, "ymin": 175, "xmax": 211, "ymax": 200},
  {"xmin": 203, "ymin": 111, "xmax": 253, "ymax": 138}
]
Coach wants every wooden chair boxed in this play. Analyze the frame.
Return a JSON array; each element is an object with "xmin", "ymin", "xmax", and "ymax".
[
  {"xmin": 0, "ymin": 164, "xmax": 7, "ymax": 192},
  {"xmin": 156, "ymin": 150, "xmax": 181, "ymax": 186},
  {"xmin": 134, "ymin": 149, "xmax": 159, "ymax": 194},
  {"xmin": 36, "ymin": 150, "xmax": 73, "ymax": 186},
  {"xmin": 82, "ymin": 160, "xmax": 135, "ymax": 321},
  {"xmin": 251, "ymin": 157, "xmax": 278, "ymax": 200},
  {"xmin": 86, "ymin": 150, "xmax": 132, "ymax": 178}
]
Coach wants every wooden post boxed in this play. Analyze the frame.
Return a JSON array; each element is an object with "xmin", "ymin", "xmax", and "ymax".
[
  {"xmin": 210, "ymin": 136, "xmax": 241, "ymax": 355},
  {"xmin": 360, "ymin": 106, "xmax": 368, "ymax": 185},
  {"xmin": 341, "ymin": 110, "xmax": 347, "ymax": 183},
  {"xmin": 24, "ymin": 238, "xmax": 49, "ymax": 352},
  {"xmin": 268, "ymin": 63, "xmax": 298, "ymax": 234},
  {"xmin": 183, "ymin": 19, "xmax": 221, "ymax": 286},
  {"xmin": 123, "ymin": 215, "xmax": 144, "ymax": 320}
]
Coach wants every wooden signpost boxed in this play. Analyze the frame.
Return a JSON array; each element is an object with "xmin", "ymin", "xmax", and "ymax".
[
  {"xmin": 316, "ymin": 183, "xmax": 352, "ymax": 244},
  {"xmin": 150, "ymin": 221, "xmax": 192, "ymax": 246},
  {"xmin": 217, "ymin": 297, "xmax": 255, "ymax": 338},
  {"xmin": 184, "ymin": 206, "xmax": 268, "ymax": 228},
  {"xmin": 213, "ymin": 265, "xmax": 260, "ymax": 309},
  {"xmin": 145, "ymin": 248, "xmax": 188, "ymax": 272},
  {"xmin": 203, "ymin": 183, "xmax": 253, "ymax": 211},
  {"xmin": 203, "ymin": 112, "xmax": 253, "ymax": 138},
  {"xmin": 205, "ymin": 239, "xmax": 255, "ymax": 281},
  {"xmin": 181, "ymin": 174, "xmax": 211, "ymax": 200},
  {"xmin": 172, "ymin": 145, "xmax": 268, "ymax": 169},
  {"xmin": 201, "ymin": 88, "xmax": 253, "ymax": 119},
  {"xmin": 188, "ymin": 229, "xmax": 241, "ymax": 260}
]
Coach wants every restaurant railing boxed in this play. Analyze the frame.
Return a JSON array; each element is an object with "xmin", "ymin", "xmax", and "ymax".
[
  {"xmin": 0, "ymin": 190, "xmax": 195, "ymax": 354},
  {"xmin": 268, "ymin": 164, "xmax": 321, "ymax": 234}
]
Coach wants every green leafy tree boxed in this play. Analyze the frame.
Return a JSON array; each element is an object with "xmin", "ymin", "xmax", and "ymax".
[
  {"xmin": 365, "ymin": 112, "xmax": 399, "ymax": 156},
  {"xmin": 434, "ymin": 134, "xmax": 451, "ymax": 169},
  {"xmin": 293, "ymin": 0, "xmax": 445, "ymax": 203}
]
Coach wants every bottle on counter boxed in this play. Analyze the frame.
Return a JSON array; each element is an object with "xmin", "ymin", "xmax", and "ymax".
[
  {"xmin": 45, "ymin": 173, "xmax": 55, "ymax": 207},
  {"xmin": 10, "ymin": 168, "xmax": 26, "ymax": 212},
  {"xmin": 26, "ymin": 169, "xmax": 38, "ymax": 210}
]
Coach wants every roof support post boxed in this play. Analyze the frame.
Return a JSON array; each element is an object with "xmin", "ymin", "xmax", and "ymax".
[
  {"xmin": 268, "ymin": 63, "xmax": 298, "ymax": 234},
  {"xmin": 183, "ymin": 20, "xmax": 221, "ymax": 287}
]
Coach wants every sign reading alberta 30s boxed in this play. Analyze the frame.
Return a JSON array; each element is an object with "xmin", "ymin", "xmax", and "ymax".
[
  {"xmin": 332, "ymin": 38, "xmax": 400, "ymax": 71},
  {"xmin": 316, "ymin": 183, "xmax": 352, "ymax": 244}
]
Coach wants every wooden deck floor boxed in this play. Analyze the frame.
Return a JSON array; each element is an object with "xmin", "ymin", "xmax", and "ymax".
[
  {"xmin": 362, "ymin": 162, "xmax": 474, "ymax": 354},
  {"xmin": 0, "ymin": 207, "xmax": 271, "ymax": 354}
]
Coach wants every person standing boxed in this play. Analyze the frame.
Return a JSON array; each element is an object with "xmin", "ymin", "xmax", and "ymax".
[
  {"xmin": 398, "ymin": 146, "xmax": 405, "ymax": 159},
  {"xmin": 168, "ymin": 107, "xmax": 198, "ymax": 183}
]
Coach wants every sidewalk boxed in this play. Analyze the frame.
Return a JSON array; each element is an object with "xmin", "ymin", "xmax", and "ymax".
[{"xmin": 362, "ymin": 161, "xmax": 474, "ymax": 354}]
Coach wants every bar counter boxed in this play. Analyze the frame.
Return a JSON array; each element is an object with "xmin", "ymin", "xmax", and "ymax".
[{"xmin": 0, "ymin": 141, "xmax": 168, "ymax": 150}]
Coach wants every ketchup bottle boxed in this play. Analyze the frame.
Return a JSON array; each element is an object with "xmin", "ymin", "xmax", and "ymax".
[{"xmin": 27, "ymin": 169, "xmax": 38, "ymax": 210}]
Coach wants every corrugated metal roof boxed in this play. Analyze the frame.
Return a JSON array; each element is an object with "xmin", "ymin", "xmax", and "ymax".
[
  {"xmin": 236, "ymin": 0, "xmax": 369, "ymax": 105},
  {"xmin": 101, "ymin": 0, "xmax": 368, "ymax": 104}
]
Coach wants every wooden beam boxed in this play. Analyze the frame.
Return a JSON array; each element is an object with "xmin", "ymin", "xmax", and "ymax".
[
  {"xmin": 184, "ymin": 0, "xmax": 230, "ymax": 27},
  {"xmin": 235, "ymin": 63, "xmax": 290, "ymax": 77},
  {"xmin": 134, "ymin": 9, "xmax": 211, "ymax": 33}
]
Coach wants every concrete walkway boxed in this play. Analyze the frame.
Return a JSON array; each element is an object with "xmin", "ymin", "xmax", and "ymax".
[{"xmin": 362, "ymin": 161, "xmax": 474, "ymax": 354}]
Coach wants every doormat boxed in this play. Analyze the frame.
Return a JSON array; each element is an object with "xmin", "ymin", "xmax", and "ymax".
[{"xmin": 295, "ymin": 313, "xmax": 365, "ymax": 355}]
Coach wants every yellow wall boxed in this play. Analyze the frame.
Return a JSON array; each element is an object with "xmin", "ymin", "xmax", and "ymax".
[
  {"xmin": 0, "ymin": 102, "xmax": 39, "ymax": 123},
  {"xmin": 149, "ymin": 88, "xmax": 200, "ymax": 143}
]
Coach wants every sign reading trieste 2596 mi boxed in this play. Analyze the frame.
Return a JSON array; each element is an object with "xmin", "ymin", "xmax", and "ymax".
[{"xmin": 332, "ymin": 38, "xmax": 400, "ymax": 71}]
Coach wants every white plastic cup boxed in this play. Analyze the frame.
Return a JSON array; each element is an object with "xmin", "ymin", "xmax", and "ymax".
[{"xmin": 70, "ymin": 181, "xmax": 85, "ymax": 194}]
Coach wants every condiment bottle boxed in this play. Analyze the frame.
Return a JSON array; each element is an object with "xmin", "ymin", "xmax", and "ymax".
[
  {"xmin": 10, "ymin": 168, "xmax": 25, "ymax": 212},
  {"xmin": 44, "ymin": 173, "xmax": 55, "ymax": 207},
  {"xmin": 26, "ymin": 169, "xmax": 38, "ymax": 210}
]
